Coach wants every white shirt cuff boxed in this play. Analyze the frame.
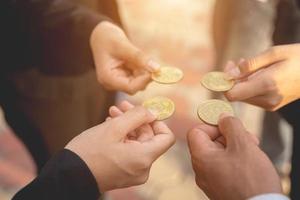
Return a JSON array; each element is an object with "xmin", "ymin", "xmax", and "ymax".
[{"xmin": 248, "ymin": 193, "xmax": 290, "ymax": 200}]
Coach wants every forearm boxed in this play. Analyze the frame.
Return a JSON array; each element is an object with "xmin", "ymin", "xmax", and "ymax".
[{"xmin": 13, "ymin": 149, "xmax": 100, "ymax": 200}]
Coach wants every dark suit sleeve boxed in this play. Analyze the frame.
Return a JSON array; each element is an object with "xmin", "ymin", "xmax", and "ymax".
[
  {"xmin": 13, "ymin": 0, "xmax": 112, "ymax": 75},
  {"xmin": 12, "ymin": 149, "xmax": 100, "ymax": 200}
]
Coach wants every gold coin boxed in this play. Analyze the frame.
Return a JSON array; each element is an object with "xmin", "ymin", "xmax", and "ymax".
[
  {"xmin": 143, "ymin": 97, "xmax": 175, "ymax": 120},
  {"xmin": 152, "ymin": 67, "xmax": 183, "ymax": 84},
  {"xmin": 197, "ymin": 99, "xmax": 234, "ymax": 125},
  {"xmin": 201, "ymin": 71, "xmax": 234, "ymax": 92}
]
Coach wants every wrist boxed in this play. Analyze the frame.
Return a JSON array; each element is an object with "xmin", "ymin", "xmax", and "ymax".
[{"xmin": 90, "ymin": 21, "xmax": 123, "ymax": 47}]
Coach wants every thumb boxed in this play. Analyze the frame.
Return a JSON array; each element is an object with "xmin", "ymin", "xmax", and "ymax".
[
  {"xmin": 237, "ymin": 46, "xmax": 286, "ymax": 78},
  {"xmin": 117, "ymin": 40, "xmax": 160, "ymax": 72},
  {"xmin": 218, "ymin": 113, "xmax": 247, "ymax": 151},
  {"xmin": 112, "ymin": 106, "xmax": 156, "ymax": 139},
  {"xmin": 142, "ymin": 122, "xmax": 175, "ymax": 160},
  {"xmin": 187, "ymin": 127, "xmax": 215, "ymax": 157}
]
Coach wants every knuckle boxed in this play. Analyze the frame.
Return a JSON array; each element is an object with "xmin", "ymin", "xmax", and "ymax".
[
  {"xmin": 265, "ymin": 97, "xmax": 281, "ymax": 111},
  {"xmin": 267, "ymin": 97, "xmax": 281, "ymax": 108}
]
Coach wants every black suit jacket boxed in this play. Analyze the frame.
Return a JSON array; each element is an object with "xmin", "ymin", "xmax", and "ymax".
[
  {"xmin": 0, "ymin": 0, "xmax": 109, "ymax": 76},
  {"xmin": 13, "ymin": 149, "xmax": 100, "ymax": 200}
]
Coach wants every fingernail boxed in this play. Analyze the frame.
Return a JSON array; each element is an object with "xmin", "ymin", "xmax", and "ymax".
[
  {"xmin": 227, "ymin": 67, "xmax": 241, "ymax": 79},
  {"xmin": 147, "ymin": 60, "xmax": 161, "ymax": 72},
  {"xmin": 109, "ymin": 106, "xmax": 122, "ymax": 115}
]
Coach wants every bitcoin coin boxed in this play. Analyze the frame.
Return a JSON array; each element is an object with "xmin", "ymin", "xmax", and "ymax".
[
  {"xmin": 143, "ymin": 97, "xmax": 175, "ymax": 120},
  {"xmin": 152, "ymin": 67, "xmax": 183, "ymax": 84},
  {"xmin": 201, "ymin": 71, "xmax": 234, "ymax": 92},
  {"xmin": 197, "ymin": 99, "xmax": 234, "ymax": 125}
]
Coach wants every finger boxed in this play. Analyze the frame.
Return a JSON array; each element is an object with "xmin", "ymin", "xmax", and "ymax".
[
  {"xmin": 187, "ymin": 127, "xmax": 216, "ymax": 157},
  {"xmin": 103, "ymin": 75, "xmax": 132, "ymax": 93},
  {"xmin": 109, "ymin": 103, "xmax": 139, "ymax": 139},
  {"xmin": 119, "ymin": 100, "xmax": 135, "ymax": 112},
  {"xmin": 118, "ymin": 101, "xmax": 153, "ymax": 142},
  {"xmin": 218, "ymin": 114, "xmax": 259, "ymax": 148},
  {"xmin": 142, "ymin": 122, "xmax": 175, "ymax": 160},
  {"xmin": 218, "ymin": 113, "xmax": 247, "ymax": 151},
  {"xmin": 109, "ymin": 106, "xmax": 123, "ymax": 118},
  {"xmin": 105, "ymin": 117, "xmax": 112, "ymax": 122},
  {"xmin": 224, "ymin": 60, "xmax": 236, "ymax": 72},
  {"xmin": 225, "ymin": 77, "xmax": 271, "ymax": 101},
  {"xmin": 215, "ymin": 135, "xmax": 226, "ymax": 148},
  {"xmin": 127, "ymin": 73, "xmax": 151, "ymax": 94},
  {"xmin": 237, "ymin": 46, "xmax": 287, "ymax": 78},
  {"xmin": 106, "ymin": 73, "xmax": 151, "ymax": 95},
  {"xmin": 194, "ymin": 123, "xmax": 221, "ymax": 141},
  {"xmin": 136, "ymin": 124, "xmax": 154, "ymax": 142},
  {"xmin": 243, "ymin": 95, "xmax": 281, "ymax": 111},
  {"xmin": 112, "ymin": 106, "xmax": 156, "ymax": 138},
  {"xmin": 117, "ymin": 41, "xmax": 160, "ymax": 72},
  {"xmin": 224, "ymin": 60, "xmax": 241, "ymax": 80},
  {"xmin": 151, "ymin": 121, "xmax": 172, "ymax": 136}
]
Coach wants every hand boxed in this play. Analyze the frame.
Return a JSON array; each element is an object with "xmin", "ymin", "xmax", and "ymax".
[
  {"xmin": 187, "ymin": 114, "xmax": 282, "ymax": 200},
  {"xmin": 90, "ymin": 21, "xmax": 160, "ymax": 94},
  {"xmin": 65, "ymin": 101, "xmax": 175, "ymax": 192},
  {"xmin": 224, "ymin": 44, "xmax": 300, "ymax": 111}
]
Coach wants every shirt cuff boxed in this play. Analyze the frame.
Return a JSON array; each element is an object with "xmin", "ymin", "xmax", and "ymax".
[{"xmin": 248, "ymin": 193, "xmax": 290, "ymax": 200}]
